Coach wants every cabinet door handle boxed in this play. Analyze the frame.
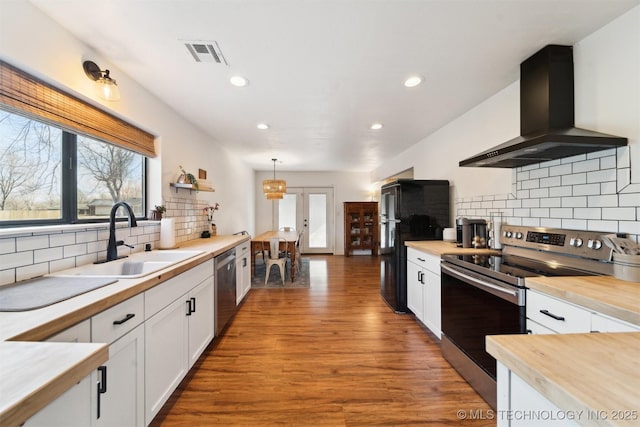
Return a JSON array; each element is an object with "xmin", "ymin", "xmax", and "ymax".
[
  {"xmin": 417, "ymin": 257, "xmax": 426, "ymax": 262},
  {"xmin": 191, "ymin": 297, "xmax": 196, "ymax": 314},
  {"xmin": 186, "ymin": 299, "xmax": 193, "ymax": 316},
  {"xmin": 112, "ymin": 313, "xmax": 135, "ymax": 325},
  {"xmin": 97, "ymin": 365, "xmax": 107, "ymax": 419},
  {"xmin": 539, "ymin": 309, "xmax": 565, "ymax": 321}
]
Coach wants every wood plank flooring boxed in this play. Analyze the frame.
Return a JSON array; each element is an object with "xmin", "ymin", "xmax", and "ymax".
[{"xmin": 151, "ymin": 255, "xmax": 494, "ymax": 426}]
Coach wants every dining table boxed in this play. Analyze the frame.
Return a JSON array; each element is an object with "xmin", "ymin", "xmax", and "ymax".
[{"xmin": 251, "ymin": 230, "xmax": 300, "ymax": 282}]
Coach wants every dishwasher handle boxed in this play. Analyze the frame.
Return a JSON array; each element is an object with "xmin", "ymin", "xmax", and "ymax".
[{"xmin": 216, "ymin": 248, "xmax": 236, "ymax": 270}]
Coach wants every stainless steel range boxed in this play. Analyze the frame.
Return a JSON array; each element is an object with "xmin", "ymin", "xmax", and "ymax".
[{"xmin": 440, "ymin": 225, "xmax": 614, "ymax": 409}]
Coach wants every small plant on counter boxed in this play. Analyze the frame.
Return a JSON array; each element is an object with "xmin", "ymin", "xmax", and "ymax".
[{"xmin": 154, "ymin": 205, "xmax": 166, "ymax": 214}]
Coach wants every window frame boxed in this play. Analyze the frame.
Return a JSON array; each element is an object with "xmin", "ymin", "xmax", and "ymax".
[{"xmin": 0, "ymin": 113, "xmax": 148, "ymax": 228}]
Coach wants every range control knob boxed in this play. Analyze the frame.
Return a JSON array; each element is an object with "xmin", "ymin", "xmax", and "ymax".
[
  {"xmin": 505, "ymin": 231, "xmax": 513, "ymax": 238},
  {"xmin": 588, "ymin": 239, "xmax": 603, "ymax": 250},
  {"xmin": 571, "ymin": 238, "xmax": 583, "ymax": 248},
  {"xmin": 515, "ymin": 232, "xmax": 523, "ymax": 239}
]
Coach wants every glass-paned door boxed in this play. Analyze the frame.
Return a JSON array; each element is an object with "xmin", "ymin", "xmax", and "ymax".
[{"xmin": 278, "ymin": 187, "xmax": 334, "ymax": 254}]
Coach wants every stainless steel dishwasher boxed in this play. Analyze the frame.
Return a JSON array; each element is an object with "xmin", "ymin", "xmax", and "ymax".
[{"xmin": 215, "ymin": 248, "xmax": 236, "ymax": 335}]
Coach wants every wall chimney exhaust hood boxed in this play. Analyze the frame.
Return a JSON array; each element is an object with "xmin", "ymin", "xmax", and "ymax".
[{"xmin": 460, "ymin": 45, "xmax": 627, "ymax": 168}]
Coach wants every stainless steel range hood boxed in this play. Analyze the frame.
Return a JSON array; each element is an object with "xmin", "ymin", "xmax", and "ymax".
[{"xmin": 460, "ymin": 45, "xmax": 627, "ymax": 168}]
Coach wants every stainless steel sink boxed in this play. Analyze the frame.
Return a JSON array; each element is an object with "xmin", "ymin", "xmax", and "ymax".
[{"xmin": 54, "ymin": 250, "xmax": 205, "ymax": 278}]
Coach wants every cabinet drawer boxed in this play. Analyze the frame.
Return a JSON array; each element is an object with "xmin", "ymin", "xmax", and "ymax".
[
  {"xmin": 92, "ymin": 294, "xmax": 144, "ymax": 344},
  {"xmin": 407, "ymin": 247, "xmax": 441, "ymax": 274},
  {"xmin": 526, "ymin": 290, "xmax": 590, "ymax": 334},
  {"xmin": 591, "ymin": 313, "xmax": 640, "ymax": 332},
  {"xmin": 236, "ymin": 241, "xmax": 250, "ymax": 257},
  {"xmin": 145, "ymin": 260, "xmax": 213, "ymax": 319}
]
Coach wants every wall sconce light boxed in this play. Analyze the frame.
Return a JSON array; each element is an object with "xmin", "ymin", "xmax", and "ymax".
[{"xmin": 83, "ymin": 60, "xmax": 121, "ymax": 101}]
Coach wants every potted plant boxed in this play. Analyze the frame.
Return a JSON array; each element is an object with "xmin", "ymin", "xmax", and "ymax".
[
  {"xmin": 150, "ymin": 204, "xmax": 166, "ymax": 220},
  {"xmin": 203, "ymin": 203, "xmax": 220, "ymax": 236},
  {"xmin": 178, "ymin": 165, "xmax": 199, "ymax": 190}
]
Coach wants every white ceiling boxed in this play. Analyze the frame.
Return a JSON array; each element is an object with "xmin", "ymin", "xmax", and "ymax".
[{"xmin": 30, "ymin": 0, "xmax": 639, "ymax": 173}]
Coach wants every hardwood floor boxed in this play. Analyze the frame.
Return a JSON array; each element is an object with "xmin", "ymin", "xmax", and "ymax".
[{"xmin": 151, "ymin": 255, "xmax": 494, "ymax": 426}]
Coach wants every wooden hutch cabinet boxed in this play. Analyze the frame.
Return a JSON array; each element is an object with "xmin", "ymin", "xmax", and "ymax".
[{"xmin": 344, "ymin": 202, "xmax": 379, "ymax": 256}]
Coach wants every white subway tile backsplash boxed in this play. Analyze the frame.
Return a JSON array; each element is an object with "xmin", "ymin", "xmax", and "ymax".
[
  {"xmin": 561, "ymin": 173, "xmax": 587, "ymax": 186},
  {"xmin": 573, "ymin": 159, "xmax": 600, "ymax": 173},
  {"xmin": 522, "ymin": 179, "xmax": 540, "ymax": 190},
  {"xmin": 34, "ymin": 247, "xmax": 63, "ymax": 263},
  {"xmin": 619, "ymin": 193, "xmax": 640, "ymax": 207},
  {"xmin": 549, "ymin": 186, "xmax": 572, "ymax": 197},
  {"xmin": 562, "ymin": 153, "xmax": 587, "ymax": 164},
  {"xmin": 550, "ymin": 164, "xmax": 572, "ymax": 176},
  {"xmin": 574, "ymin": 208, "xmax": 601, "ymax": 220},
  {"xmin": 0, "ymin": 238, "xmax": 16, "ymax": 254},
  {"xmin": 76, "ymin": 231, "xmax": 98, "ymax": 243},
  {"xmin": 522, "ymin": 217, "xmax": 540, "ymax": 227},
  {"xmin": 600, "ymin": 155, "xmax": 616, "ymax": 170},
  {"xmin": 562, "ymin": 219, "xmax": 588, "ymax": 230},
  {"xmin": 587, "ymin": 148, "xmax": 616, "ymax": 159},
  {"xmin": 0, "ymin": 269, "xmax": 15, "ymax": 286},
  {"xmin": 50, "ymin": 257, "xmax": 76, "ymax": 274},
  {"xmin": 514, "ymin": 208, "xmax": 531, "ymax": 217},
  {"xmin": 530, "ymin": 208, "xmax": 550, "ymax": 218},
  {"xmin": 562, "ymin": 196, "xmax": 587, "ymax": 208},
  {"xmin": 587, "ymin": 169, "xmax": 616, "ymax": 184},
  {"xmin": 0, "ymin": 252, "xmax": 34, "ymax": 269},
  {"xmin": 619, "ymin": 220, "xmax": 640, "ymax": 236},
  {"xmin": 573, "ymin": 183, "xmax": 600, "ymax": 197},
  {"xmin": 540, "ymin": 218, "xmax": 562, "ymax": 228},
  {"xmin": 529, "ymin": 168, "xmax": 549, "ymax": 179},
  {"xmin": 522, "ymin": 199, "xmax": 540, "ymax": 208},
  {"xmin": 540, "ymin": 198, "xmax": 561, "ymax": 208},
  {"xmin": 540, "ymin": 176, "xmax": 561, "ymax": 188},
  {"xmin": 16, "ymin": 263, "xmax": 49, "ymax": 282},
  {"xmin": 601, "ymin": 182, "xmax": 618, "ymax": 194},
  {"xmin": 586, "ymin": 220, "xmax": 618, "ymax": 233},
  {"xmin": 50, "ymin": 233, "xmax": 76, "ymax": 247},
  {"xmin": 588, "ymin": 194, "xmax": 618, "ymax": 208},
  {"xmin": 16, "ymin": 235, "xmax": 49, "ymax": 251},
  {"xmin": 530, "ymin": 188, "xmax": 549, "ymax": 199},
  {"xmin": 602, "ymin": 207, "xmax": 636, "ymax": 221},
  {"xmin": 63, "ymin": 244, "xmax": 87, "ymax": 258},
  {"xmin": 550, "ymin": 208, "xmax": 574, "ymax": 218}
]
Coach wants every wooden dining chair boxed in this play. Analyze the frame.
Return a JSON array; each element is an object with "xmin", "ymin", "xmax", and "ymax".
[{"xmin": 265, "ymin": 237, "xmax": 288, "ymax": 285}]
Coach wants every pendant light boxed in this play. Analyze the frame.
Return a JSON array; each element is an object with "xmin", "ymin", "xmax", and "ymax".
[{"xmin": 262, "ymin": 158, "xmax": 287, "ymax": 200}]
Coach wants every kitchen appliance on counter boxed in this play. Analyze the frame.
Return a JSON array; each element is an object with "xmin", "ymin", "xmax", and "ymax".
[
  {"xmin": 456, "ymin": 218, "xmax": 488, "ymax": 248},
  {"xmin": 440, "ymin": 225, "xmax": 613, "ymax": 409},
  {"xmin": 380, "ymin": 179, "xmax": 450, "ymax": 313}
]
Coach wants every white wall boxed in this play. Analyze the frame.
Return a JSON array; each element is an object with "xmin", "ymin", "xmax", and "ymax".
[
  {"xmin": 371, "ymin": 6, "xmax": 639, "ymax": 223},
  {"xmin": 0, "ymin": 0, "xmax": 255, "ymax": 237},
  {"xmin": 254, "ymin": 170, "xmax": 372, "ymax": 255}
]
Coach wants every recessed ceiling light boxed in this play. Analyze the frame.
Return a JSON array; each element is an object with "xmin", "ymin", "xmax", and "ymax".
[
  {"xmin": 257, "ymin": 123, "xmax": 269, "ymax": 130},
  {"xmin": 229, "ymin": 75, "xmax": 248, "ymax": 87},
  {"xmin": 370, "ymin": 123, "xmax": 383, "ymax": 130},
  {"xmin": 404, "ymin": 75, "xmax": 423, "ymax": 88}
]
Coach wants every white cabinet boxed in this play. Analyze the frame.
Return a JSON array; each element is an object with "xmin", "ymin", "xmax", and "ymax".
[
  {"xmin": 236, "ymin": 241, "xmax": 251, "ymax": 304},
  {"xmin": 406, "ymin": 247, "xmax": 442, "ymax": 339},
  {"xmin": 24, "ymin": 321, "xmax": 92, "ymax": 427},
  {"xmin": 91, "ymin": 293, "xmax": 145, "ymax": 427},
  {"xmin": 526, "ymin": 290, "xmax": 591, "ymax": 334},
  {"xmin": 496, "ymin": 362, "xmax": 580, "ymax": 427},
  {"xmin": 144, "ymin": 260, "xmax": 214, "ymax": 425},
  {"xmin": 527, "ymin": 289, "xmax": 640, "ymax": 334},
  {"xmin": 591, "ymin": 312, "xmax": 640, "ymax": 332},
  {"xmin": 188, "ymin": 276, "xmax": 215, "ymax": 367}
]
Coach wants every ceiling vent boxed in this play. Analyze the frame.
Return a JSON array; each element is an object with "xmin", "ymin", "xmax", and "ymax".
[{"xmin": 183, "ymin": 40, "xmax": 228, "ymax": 65}]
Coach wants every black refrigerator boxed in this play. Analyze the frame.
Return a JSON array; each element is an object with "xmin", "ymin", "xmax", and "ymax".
[{"xmin": 380, "ymin": 179, "xmax": 450, "ymax": 312}]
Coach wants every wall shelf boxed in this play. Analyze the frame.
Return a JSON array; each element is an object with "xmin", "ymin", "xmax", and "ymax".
[{"xmin": 169, "ymin": 183, "xmax": 215, "ymax": 193}]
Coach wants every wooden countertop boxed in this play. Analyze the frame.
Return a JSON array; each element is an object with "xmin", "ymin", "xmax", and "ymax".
[
  {"xmin": 0, "ymin": 234, "xmax": 249, "ymax": 427},
  {"xmin": 487, "ymin": 332, "xmax": 640, "ymax": 427},
  {"xmin": 405, "ymin": 240, "xmax": 501, "ymax": 256},
  {"xmin": 0, "ymin": 341, "xmax": 108, "ymax": 427},
  {"xmin": 526, "ymin": 276, "xmax": 640, "ymax": 327}
]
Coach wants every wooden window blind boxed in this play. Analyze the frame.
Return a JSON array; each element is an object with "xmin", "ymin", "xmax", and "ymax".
[{"xmin": 0, "ymin": 60, "xmax": 156, "ymax": 157}]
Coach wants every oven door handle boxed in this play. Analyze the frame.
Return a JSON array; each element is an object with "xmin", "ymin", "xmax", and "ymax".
[{"xmin": 441, "ymin": 263, "xmax": 522, "ymax": 305}]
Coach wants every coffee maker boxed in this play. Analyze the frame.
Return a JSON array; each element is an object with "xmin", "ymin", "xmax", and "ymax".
[{"xmin": 456, "ymin": 217, "xmax": 488, "ymax": 248}]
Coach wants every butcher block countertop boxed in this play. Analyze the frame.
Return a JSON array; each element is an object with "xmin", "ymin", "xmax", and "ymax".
[
  {"xmin": 405, "ymin": 240, "xmax": 501, "ymax": 256},
  {"xmin": 487, "ymin": 332, "xmax": 640, "ymax": 427},
  {"xmin": 0, "ymin": 234, "xmax": 249, "ymax": 427},
  {"xmin": 526, "ymin": 275, "xmax": 640, "ymax": 327}
]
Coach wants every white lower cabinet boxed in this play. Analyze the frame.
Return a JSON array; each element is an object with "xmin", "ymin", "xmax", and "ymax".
[
  {"xmin": 91, "ymin": 324, "xmax": 145, "ymax": 427},
  {"xmin": 236, "ymin": 242, "xmax": 251, "ymax": 304},
  {"xmin": 24, "ymin": 321, "xmax": 92, "ymax": 427},
  {"xmin": 496, "ymin": 362, "xmax": 580, "ymax": 427},
  {"xmin": 406, "ymin": 247, "xmax": 442, "ymax": 338},
  {"xmin": 144, "ymin": 260, "xmax": 215, "ymax": 424}
]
